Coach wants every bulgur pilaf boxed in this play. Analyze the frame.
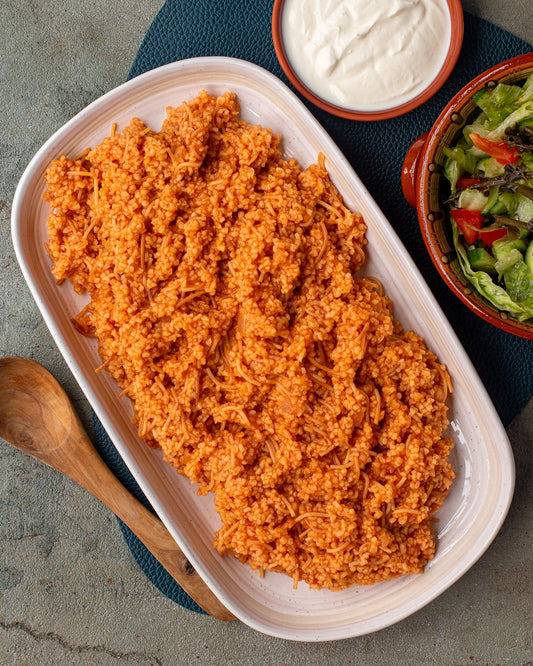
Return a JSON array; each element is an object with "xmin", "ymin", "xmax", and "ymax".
[{"xmin": 44, "ymin": 91, "xmax": 455, "ymax": 590}]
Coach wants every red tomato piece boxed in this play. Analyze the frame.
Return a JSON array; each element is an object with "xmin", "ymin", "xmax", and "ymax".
[
  {"xmin": 478, "ymin": 227, "xmax": 508, "ymax": 247},
  {"xmin": 469, "ymin": 133, "xmax": 520, "ymax": 165},
  {"xmin": 450, "ymin": 209, "xmax": 484, "ymax": 244},
  {"xmin": 457, "ymin": 177, "xmax": 483, "ymax": 189}
]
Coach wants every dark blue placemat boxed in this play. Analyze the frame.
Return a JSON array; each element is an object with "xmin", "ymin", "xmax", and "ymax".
[
  {"xmin": 91, "ymin": 417, "xmax": 206, "ymax": 614},
  {"xmin": 95, "ymin": 1, "xmax": 532, "ymax": 614}
]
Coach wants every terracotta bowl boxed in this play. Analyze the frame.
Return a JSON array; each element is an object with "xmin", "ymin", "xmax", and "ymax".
[
  {"xmin": 402, "ymin": 52, "xmax": 533, "ymax": 340},
  {"xmin": 271, "ymin": 0, "xmax": 464, "ymax": 121}
]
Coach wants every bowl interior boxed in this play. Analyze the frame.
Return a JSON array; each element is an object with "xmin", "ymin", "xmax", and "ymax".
[{"xmin": 418, "ymin": 57, "xmax": 533, "ymax": 340}]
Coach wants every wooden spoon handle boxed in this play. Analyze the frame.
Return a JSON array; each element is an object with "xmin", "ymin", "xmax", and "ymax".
[
  {"xmin": 0, "ymin": 358, "xmax": 235, "ymax": 621},
  {"xmin": 64, "ymin": 427, "xmax": 235, "ymax": 622}
]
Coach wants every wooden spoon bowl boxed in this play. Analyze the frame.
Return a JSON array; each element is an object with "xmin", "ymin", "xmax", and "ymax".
[{"xmin": 0, "ymin": 356, "xmax": 235, "ymax": 622}]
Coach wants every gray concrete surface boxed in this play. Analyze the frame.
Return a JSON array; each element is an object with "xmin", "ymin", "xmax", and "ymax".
[{"xmin": 0, "ymin": 1, "xmax": 531, "ymax": 664}]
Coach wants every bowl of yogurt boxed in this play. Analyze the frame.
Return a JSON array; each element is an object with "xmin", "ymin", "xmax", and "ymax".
[{"xmin": 272, "ymin": 0, "xmax": 464, "ymax": 120}]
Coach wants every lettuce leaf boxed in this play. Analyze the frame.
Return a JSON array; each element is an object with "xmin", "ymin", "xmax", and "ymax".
[
  {"xmin": 485, "ymin": 100, "xmax": 533, "ymax": 141},
  {"xmin": 443, "ymin": 147, "xmax": 478, "ymax": 191},
  {"xmin": 503, "ymin": 260, "xmax": 533, "ymax": 305},
  {"xmin": 518, "ymin": 74, "xmax": 533, "ymax": 103},
  {"xmin": 473, "ymin": 83, "xmax": 523, "ymax": 129},
  {"xmin": 452, "ymin": 222, "xmax": 533, "ymax": 321}
]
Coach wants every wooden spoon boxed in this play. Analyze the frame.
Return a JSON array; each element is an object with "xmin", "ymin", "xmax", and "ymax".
[{"xmin": 0, "ymin": 356, "xmax": 235, "ymax": 622}]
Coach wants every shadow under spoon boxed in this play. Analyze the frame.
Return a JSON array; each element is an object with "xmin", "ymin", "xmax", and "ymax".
[{"xmin": 0, "ymin": 356, "xmax": 235, "ymax": 622}]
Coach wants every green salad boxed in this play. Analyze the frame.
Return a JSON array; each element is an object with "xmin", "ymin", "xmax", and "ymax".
[{"xmin": 443, "ymin": 73, "xmax": 533, "ymax": 322}]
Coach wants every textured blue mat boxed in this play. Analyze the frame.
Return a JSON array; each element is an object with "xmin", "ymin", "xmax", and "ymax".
[{"xmin": 94, "ymin": 1, "xmax": 532, "ymax": 614}]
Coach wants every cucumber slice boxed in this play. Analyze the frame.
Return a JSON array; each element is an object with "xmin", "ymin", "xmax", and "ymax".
[
  {"xmin": 482, "ymin": 186, "xmax": 500, "ymax": 213},
  {"xmin": 525, "ymin": 239, "xmax": 533, "ymax": 276},
  {"xmin": 467, "ymin": 247, "xmax": 497, "ymax": 274},
  {"xmin": 488, "ymin": 199, "xmax": 508, "ymax": 215}
]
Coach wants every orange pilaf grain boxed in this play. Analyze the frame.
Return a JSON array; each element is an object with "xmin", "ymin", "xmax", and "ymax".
[{"xmin": 44, "ymin": 91, "xmax": 455, "ymax": 590}]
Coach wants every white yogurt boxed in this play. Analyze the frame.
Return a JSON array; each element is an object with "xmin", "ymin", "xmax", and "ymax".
[{"xmin": 281, "ymin": 0, "xmax": 452, "ymax": 111}]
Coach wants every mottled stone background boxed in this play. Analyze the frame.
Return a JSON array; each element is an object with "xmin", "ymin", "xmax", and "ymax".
[{"xmin": 0, "ymin": 1, "xmax": 531, "ymax": 663}]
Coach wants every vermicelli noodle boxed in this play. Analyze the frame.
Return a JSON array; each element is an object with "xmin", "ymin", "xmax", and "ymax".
[{"xmin": 44, "ymin": 90, "xmax": 455, "ymax": 590}]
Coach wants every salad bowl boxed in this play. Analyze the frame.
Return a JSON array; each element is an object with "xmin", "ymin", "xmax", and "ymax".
[{"xmin": 402, "ymin": 52, "xmax": 533, "ymax": 340}]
